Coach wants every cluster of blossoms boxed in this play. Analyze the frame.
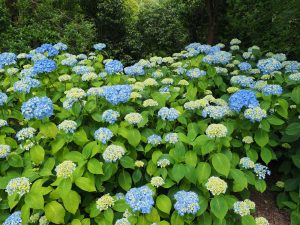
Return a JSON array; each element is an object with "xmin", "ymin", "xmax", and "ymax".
[
  {"xmin": 96, "ymin": 194, "xmax": 115, "ymax": 211},
  {"xmin": 21, "ymin": 96, "xmax": 53, "ymax": 120},
  {"xmin": 147, "ymin": 134, "xmax": 162, "ymax": 145},
  {"xmin": 174, "ymin": 191, "xmax": 200, "ymax": 216},
  {"xmin": 202, "ymin": 105, "xmax": 231, "ymax": 119},
  {"xmin": 233, "ymin": 199, "xmax": 255, "ymax": 216},
  {"xmin": 58, "ymin": 120, "xmax": 77, "ymax": 133},
  {"xmin": 124, "ymin": 64, "xmax": 145, "ymax": 76},
  {"xmin": 238, "ymin": 62, "xmax": 252, "ymax": 71},
  {"xmin": 150, "ymin": 176, "xmax": 165, "ymax": 188},
  {"xmin": 125, "ymin": 186, "xmax": 154, "ymax": 213},
  {"xmin": 16, "ymin": 127, "xmax": 36, "ymax": 141},
  {"xmin": 288, "ymin": 72, "xmax": 300, "ymax": 81},
  {"xmin": 186, "ymin": 68, "xmax": 206, "ymax": 78},
  {"xmin": 240, "ymin": 157, "xmax": 255, "ymax": 169},
  {"xmin": 158, "ymin": 107, "xmax": 179, "ymax": 121},
  {"xmin": 143, "ymin": 99, "xmax": 159, "ymax": 107},
  {"xmin": 102, "ymin": 85, "xmax": 132, "ymax": 105},
  {"xmin": 0, "ymin": 92, "xmax": 8, "ymax": 106},
  {"xmin": 103, "ymin": 145, "xmax": 125, "ymax": 162},
  {"xmin": 94, "ymin": 127, "xmax": 113, "ymax": 144},
  {"xmin": 242, "ymin": 136, "xmax": 254, "ymax": 144},
  {"xmin": 5, "ymin": 177, "xmax": 31, "ymax": 196},
  {"xmin": 230, "ymin": 75, "xmax": 255, "ymax": 88},
  {"xmin": 82, "ymin": 72, "xmax": 98, "ymax": 81},
  {"xmin": 165, "ymin": 133, "xmax": 178, "ymax": 144},
  {"xmin": 261, "ymin": 84, "xmax": 283, "ymax": 96},
  {"xmin": 93, "ymin": 43, "xmax": 106, "ymax": 51},
  {"xmin": 134, "ymin": 160, "xmax": 144, "ymax": 168},
  {"xmin": 229, "ymin": 90, "xmax": 259, "ymax": 112},
  {"xmin": 254, "ymin": 163, "xmax": 271, "ymax": 179},
  {"xmin": 124, "ymin": 112, "xmax": 143, "ymax": 125},
  {"xmin": 63, "ymin": 87, "xmax": 86, "ymax": 109},
  {"xmin": 184, "ymin": 99, "xmax": 208, "ymax": 110},
  {"xmin": 255, "ymin": 217, "xmax": 269, "ymax": 225},
  {"xmin": 205, "ymin": 176, "xmax": 228, "ymax": 195},
  {"xmin": 157, "ymin": 158, "xmax": 171, "ymax": 168},
  {"xmin": 35, "ymin": 43, "xmax": 59, "ymax": 57},
  {"xmin": 0, "ymin": 144, "xmax": 11, "ymax": 158},
  {"xmin": 205, "ymin": 123, "xmax": 228, "ymax": 138},
  {"xmin": 105, "ymin": 60, "xmax": 124, "ymax": 74},
  {"xmin": 257, "ymin": 58, "xmax": 282, "ymax": 74},
  {"xmin": 33, "ymin": 59, "xmax": 57, "ymax": 73},
  {"xmin": 0, "ymin": 119, "xmax": 8, "ymax": 127},
  {"xmin": 55, "ymin": 160, "xmax": 76, "ymax": 178},
  {"xmin": 3, "ymin": 211, "xmax": 22, "ymax": 225},
  {"xmin": 202, "ymin": 51, "xmax": 232, "ymax": 65},
  {"xmin": 244, "ymin": 107, "xmax": 267, "ymax": 122},
  {"xmin": 72, "ymin": 65, "xmax": 93, "ymax": 75},
  {"xmin": 61, "ymin": 56, "xmax": 77, "ymax": 66},
  {"xmin": 13, "ymin": 77, "xmax": 40, "ymax": 93},
  {"xmin": 102, "ymin": 109, "xmax": 120, "ymax": 124}
]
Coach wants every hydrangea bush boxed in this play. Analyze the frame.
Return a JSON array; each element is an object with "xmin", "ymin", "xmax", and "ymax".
[{"xmin": 0, "ymin": 40, "xmax": 299, "ymax": 225}]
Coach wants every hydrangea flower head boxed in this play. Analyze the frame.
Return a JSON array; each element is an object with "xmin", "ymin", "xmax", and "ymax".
[
  {"xmin": 244, "ymin": 107, "xmax": 267, "ymax": 122},
  {"xmin": 102, "ymin": 109, "xmax": 120, "ymax": 124},
  {"xmin": 125, "ymin": 186, "xmax": 154, "ymax": 214},
  {"xmin": 186, "ymin": 68, "xmax": 206, "ymax": 79},
  {"xmin": 147, "ymin": 134, "xmax": 162, "ymax": 145},
  {"xmin": 206, "ymin": 124, "xmax": 228, "ymax": 138},
  {"xmin": 257, "ymin": 58, "xmax": 282, "ymax": 74},
  {"xmin": 254, "ymin": 163, "xmax": 271, "ymax": 179},
  {"xmin": 238, "ymin": 62, "xmax": 252, "ymax": 71},
  {"xmin": 102, "ymin": 85, "xmax": 132, "ymax": 105},
  {"xmin": 165, "ymin": 133, "xmax": 179, "ymax": 144},
  {"xmin": 0, "ymin": 92, "xmax": 8, "ymax": 106},
  {"xmin": 16, "ymin": 127, "xmax": 36, "ymax": 141},
  {"xmin": 35, "ymin": 43, "xmax": 59, "ymax": 57},
  {"xmin": 33, "ymin": 59, "xmax": 56, "ymax": 73},
  {"xmin": 0, "ymin": 144, "xmax": 11, "ymax": 158},
  {"xmin": 6, "ymin": 177, "xmax": 30, "ymax": 196},
  {"xmin": 94, "ymin": 127, "xmax": 113, "ymax": 144},
  {"xmin": 3, "ymin": 211, "xmax": 22, "ymax": 225},
  {"xmin": 96, "ymin": 194, "xmax": 115, "ymax": 211},
  {"xmin": 240, "ymin": 157, "xmax": 255, "ymax": 169},
  {"xmin": 150, "ymin": 176, "xmax": 165, "ymax": 188},
  {"xmin": 124, "ymin": 113, "xmax": 143, "ymax": 125},
  {"xmin": 261, "ymin": 84, "xmax": 283, "ymax": 96},
  {"xmin": 205, "ymin": 176, "xmax": 227, "ymax": 195},
  {"xmin": 55, "ymin": 160, "xmax": 76, "ymax": 178},
  {"xmin": 93, "ymin": 43, "xmax": 106, "ymax": 51},
  {"xmin": 174, "ymin": 191, "xmax": 200, "ymax": 216},
  {"xmin": 103, "ymin": 144, "xmax": 125, "ymax": 162},
  {"xmin": 58, "ymin": 120, "xmax": 77, "ymax": 133},
  {"xmin": 158, "ymin": 107, "xmax": 179, "ymax": 121},
  {"xmin": 228, "ymin": 90, "xmax": 259, "ymax": 112},
  {"xmin": 105, "ymin": 60, "xmax": 124, "ymax": 74},
  {"xmin": 21, "ymin": 96, "xmax": 53, "ymax": 120}
]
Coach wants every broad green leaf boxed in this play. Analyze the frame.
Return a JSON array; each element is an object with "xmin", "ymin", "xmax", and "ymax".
[
  {"xmin": 210, "ymin": 196, "xmax": 228, "ymax": 220},
  {"xmin": 291, "ymin": 86, "xmax": 300, "ymax": 104},
  {"xmin": 30, "ymin": 145, "xmax": 45, "ymax": 165},
  {"xmin": 75, "ymin": 177, "xmax": 96, "ymax": 192},
  {"xmin": 196, "ymin": 162, "xmax": 211, "ymax": 184},
  {"xmin": 156, "ymin": 195, "xmax": 172, "ymax": 214},
  {"xmin": 62, "ymin": 190, "xmax": 80, "ymax": 214},
  {"xmin": 87, "ymin": 159, "xmax": 103, "ymax": 174},
  {"xmin": 261, "ymin": 147, "xmax": 272, "ymax": 164},
  {"xmin": 40, "ymin": 122, "xmax": 58, "ymax": 138},
  {"xmin": 212, "ymin": 153, "xmax": 230, "ymax": 176},
  {"xmin": 170, "ymin": 164, "xmax": 186, "ymax": 183},
  {"xmin": 25, "ymin": 191, "xmax": 44, "ymax": 209},
  {"xmin": 241, "ymin": 215, "xmax": 256, "ymax": 225},
  {"xmin": 118, "ymin": 170, "xmax": 132, "ymax": 191},
  {"xmin": 254, "ymin": 129, "xmax": 269, "ymax": 147},
  {"xmin": 45, "ymin": 201, "xmax": 65, "ymax": 224},
  {"xmin": 7, "ymin": 154, "xmax": 23, "ymax": 167}
]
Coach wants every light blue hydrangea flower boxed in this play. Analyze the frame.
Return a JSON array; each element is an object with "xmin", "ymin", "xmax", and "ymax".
[
  {"xmin": 102, "ymin": 109, "xmax": 120, "ymax": 124},
  {"xmin": 0, "ymin": 144, "xmax": 11, "ymax": 158},
  {"xmin": 105, "ymin": 60, "xmax": 124, "ymax": 74},
  {"xmin": 72, "ymin": 65, "xmax": 92, "ymax": 75},
  {"xmin": 61, "ymin": 57, "xmax": 77, "ymax": 66},
  {"xmin": 239, "ymin": 157, "xmax": 255, "ymax": 169},
  {"xmin": 19, "ymin": 68, "xmax": 37, "ymax": 78},
  {"xmin": 289, "ymin": 73, "xmax": 300, "ymax": 81},
  {"xmin": 35, "ymin": 43, "xmax": 59, "ymax": 57},
  {"xmin": 0, "ymin": 92, "xmax": 8, "ymax": 106},
  {"xmin": 124, "ymin": 64, "xmax": 145, "ymax": 76},
  {"xmin": 125, "ymin": 186, "xmax": 154, "ymax": 214},
  {"xmin": 16, "ymin": 127, "xmax": 36, "ymax": 141},
  {"xmin": 3, "ymin": 211, "xmax": 22, "ymax": 225},
  {"xmin": 58, "ymin": 120, "xmax": 77, "ymax": 133},
  {"xmin": 228, "ymin": 90, "xmax": 259, "ymax": 112},
  {"xmin": 254, "ymin": 163, "xmax": 271, "ymax": 179},
  {"xmin": 165, "ymin": 133, "xmax": 179, "ymax": 144},
  {"xmin": 53, "ymin": 42, "xmax": 68, "ymax": 51},
  {"xmin": 244, "ymin": 107, "xmax": 267, "ymax": 122},
  {"xmin": 174, "ymin": 191, "xmax": 200, "ymax": 216},
  {"xmin": 261, "ymin": 84, "xmax": 283, "ymax": 96},
  {"xmin": 257, "ymin": 58, "xmax": 282, "ymax": 74},
  {"xmin": 13, "ymin": 77, "xmax": 40, "ymax": 93},
  {"xmin": 0, "ymin": 52, "xmax": 17, "ymax": 68},
  {"xmin": 102, "ymin": 85, "xmax": 132, "ymax": 105},
  {"xmin": 5, "ymin": 177, "xmax": 30, "ymax": 196},
  {"xmin": 94, "ymin": 128, "xmax": 113, "ymax": 144},
  {"xmin": 147, "ymin": 134, "xmax": 162, "ymax": 145},
  {"xmin": 284, "ymin": 61, "xmax": 300, "ymax": 73},
  {"xmin": 202, "ymin": 106, "xmax": 229, "ymax": 119},
  {"xmin": 21, "ymin": 97, "xmax": 53, "ymax": 120},
  {"xmin": 238, "ymin": 62, "xmax": 252, "ymax": 71},
  {"xmin": 33, "ymin": 59, "xmax": 57, "ymax": 73},
  {"xmin": 158, "ymin": 107, "xmax": 179, "ymax": 121},
  {"xmin": 186, "ymin": 68, "xmax": 206, "ymax": 79},
  {"xmin": 93, "ymin": 43, "xmax": 106, "ymax": 51},
  {"xmin": 230, "ymin": 75, "xmax": 255, "ymax": 88}
]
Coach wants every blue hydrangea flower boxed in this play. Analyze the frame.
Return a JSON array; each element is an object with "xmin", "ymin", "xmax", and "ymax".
[
  {"xmin": 174, "ymin": 191, "xmax": 200, "ymax": 216},
  {"xmin": 203, "ymin": 51, "xmax": 232, "ymax": 65},
  {"xmin": 228, "ymin": 90, "xmax": 259, "ymax": 112},
  {"xmin": 186, "ymin": 68, "xmax": 206, "ymax": 78},
  {"xmin": 33, "ymin": 59, "xmax": 56, "ymax": 73},
  {"xmin": 13, "ymin": 77, "xmax": 40, "ymax": 93},
  {"xmin": 261, "ymin": 84, "xmax": 283, "ymax": 96},
  {"xmin": 244, "ymin": 107, "xmax": 267, "ymax": 122},
  {"xmin": 202, "ymin": 106, "xmax": 229, "ymax": 119},
  {"xmin": 21, "ymin": 97, "xmax": 53, "ymax": 120},
  {"xmin": 272, "ymin": 53, "xmax": 286, "ymax": 62},
  {"xmin": 61, "ymin": 57, "xmax": 77, "ymax": 66},
  {"xmin": 102, "ymin": 85, "xmax": 132, "ymax": 105},
  {"xmin": 284, "ymin": 61, "xmax": 300, "ymax": 73},
  {"xmin": 238, "ymin": 62, "xmax": 252, "ymax": 71},
  {"xmin": 159, "ymin": 86, "xmax": 170, "ymax": 93},
  {"xmin": 72, "ymin": 65, "xmax": 92, "ymax": 75},
  {"xmin": 254, "ymin": 163, "xmax": 271, "ymax": 179},
  {"xmin": 0, "ymin": 92, "xmax": 8, "ymax": 106},
  {"xmin": 158, "ymin": 107, "xmax": 179, "ymax": 121},
  {"xmin": 125, "ymin": 186, "xmax": 154, "ymax": 214},
  {"xmin": 29, "ymin": 53, "xmax": 47, "ymax": 62},
  {"xmin": 16, "ymin": 127, "xmax": 36, "ymax": 141},
  {"xmin": 53, "ymin": 42, "xmax": 68, "ymax": 51},
  {"xmin": 105, "ymin": 60, "xmax": 124, "ymax": 74},
  {"xmin": 289, "ymin": 73, "xmax": 300, "ymax": 81},
  {"xmin": 19, "ymin": 68, "xmax": 37, "ymax": 78},
  {"xmin": 230, "ymin": 75, "xmax": 255, "ymax": 88},
  {"xmin": 240, "ymin": 157, "xmax": 255, "ymax": 169},
  {"xmin": 102, "ymin": 109, "xmax": 120, "ymax": 124},
  {"xmin": 147, "ymin": 134, "xmax": 162, "ymax": 145},
  {"xmin": 94, "ymin": 128, "xmax": 113, "ymax": 144},
  {"xmin": 93, "ymin": 43, "xmax": 106, "ymax": 51},
  {"xmin": 0, "ymin": 52, "xmax": 17, "ymax": 68},
  {"xmin": 165, "ymin": 133, "xmax": 178, "ymax": 144},
  {"xmin": 257, "ymin": 58, "xmax": 282, "ymax": 74},
  {"xmin": 3, "ymin": 211, "xmax": 22, "ymax": 225},
  {"xmin": 35, "ymin": 44, "xmax": 59, "ymax": 57},
  {"xmin": 124, "ymin": 65, "xmax": 145, "ymax": 76}
]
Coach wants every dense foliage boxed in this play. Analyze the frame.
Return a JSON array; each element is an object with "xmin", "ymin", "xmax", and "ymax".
[
  {"xmin": 1, "ymin": 0, "xmax": 300, "ymax": 61},
  {"xmin": 1, "ymin": 39, "xmax": 300, "ymax": 225}
]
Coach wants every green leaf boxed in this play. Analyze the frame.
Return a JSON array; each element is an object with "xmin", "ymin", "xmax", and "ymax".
[
  {"xmin": 229, "ymin": 169, "xmax": 248, "ymax": 192},
  {"xmin": 212, "ymin": 153, "xmax": 230, "ymax": 177},
  {"xmin": 292, "ymin": 154, "xmax": 300, "ymax": 168},
  {"xmin": 40, "ymin": 122, "xmax": 58, "ymax": 138},
  {"xmin": 30, "ymin": 145, "xmax": 45, "ymax": 165},
  {"xmin": 51, "ymin": 137, "xmax": 65, "ymax": 154},
  {"xmin": 255, "ymin": 179, "xmax": 266, "ymax": 193},
  {"xmin": 62, "ymin": 190, "xmax": 80, "ymax": 214},
  {"xmin": 73, "ymin": 129, "xmax": 89, "ymax": 146},
  {"xmin": 254, "ymin": 129, "xmax": 269, "ymax": 147},
  {"xmin": 25, "ymin": 191, "xmax": 44, "ymax": 209},
  {"xmin": 75, "ymin": 177, "xmax": 96, "ymax": 192},
  {"xmin": 267, "ymin": 115, "xmax": 285, "ymax": 125},
  {"xmin": 45, "ymin": 201, "xmax": 65, "ymax": 224},
  {"xmin": 210, "ymin": 196, "xmax": 228, "ymax": 220},
  {"xmin": 261, "ymin": 147, "xmax": 272, "ymax": 164},
  {"xmin": 127, "ymin": 129, "xmax": 141, "ymax": 147},
  {"xmin": 185, "ymin": 151, "xmax": 198, "ymax": 167},
  {"xmin": 120, "ymin": 156, "xmax": 135, "ymax": 169},
  {"xmin": 118, "ymin": 170, "xmax": 132, "ymax": 191},
  {"xmin": 286, "ymin": 123, "xmax": 300, "ymax": 136},
  {"xmin": 156, "ymin": 195, "xmax": 172, "ymax": 214},
  {"xmin": 7, "ymin": 154, "xmax": 23, "ymax": 167},
  {"xmin": 170, "ymin": 164, "xmax": 186, "ymax": 183},
  {"xmin": 196, "ymin": 162, "xmax": 211, "ymax": 184},
  {"xmin": 113, "ymin": 199, "xmax": 128, "ymax": 212},
  {"xmin": 241, "ymin": 215, "xmax": 256, "ymax": 225},
  {"xmin": 291, "ymin": 86, "xmax": 300, "ymax": 104},
  {"xmin": 170, "ymin": 212, "xmax": 184, "ymax": 225},
  {"xmin": 87, "ymin": 159, "xmax": 103, "ymax": 174},
  {"xmin": 58, "ymin": 178, "xmax": 72, "ymax": 199}
]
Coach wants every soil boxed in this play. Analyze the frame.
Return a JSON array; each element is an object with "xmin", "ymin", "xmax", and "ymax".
[{"xmin": 252, "ymin": 189, "xmax": 290, "ymax": 225}]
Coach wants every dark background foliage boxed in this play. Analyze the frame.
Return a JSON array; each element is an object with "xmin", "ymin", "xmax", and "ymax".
[{"xmin": 1, "ymin": 0, "xmax": 300, "ymax": 63}]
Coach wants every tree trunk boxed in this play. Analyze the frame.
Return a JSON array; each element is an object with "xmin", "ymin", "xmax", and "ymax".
[{"xmin": 206, "ymin": 0, "xmax": 217, "ymax": 44}]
